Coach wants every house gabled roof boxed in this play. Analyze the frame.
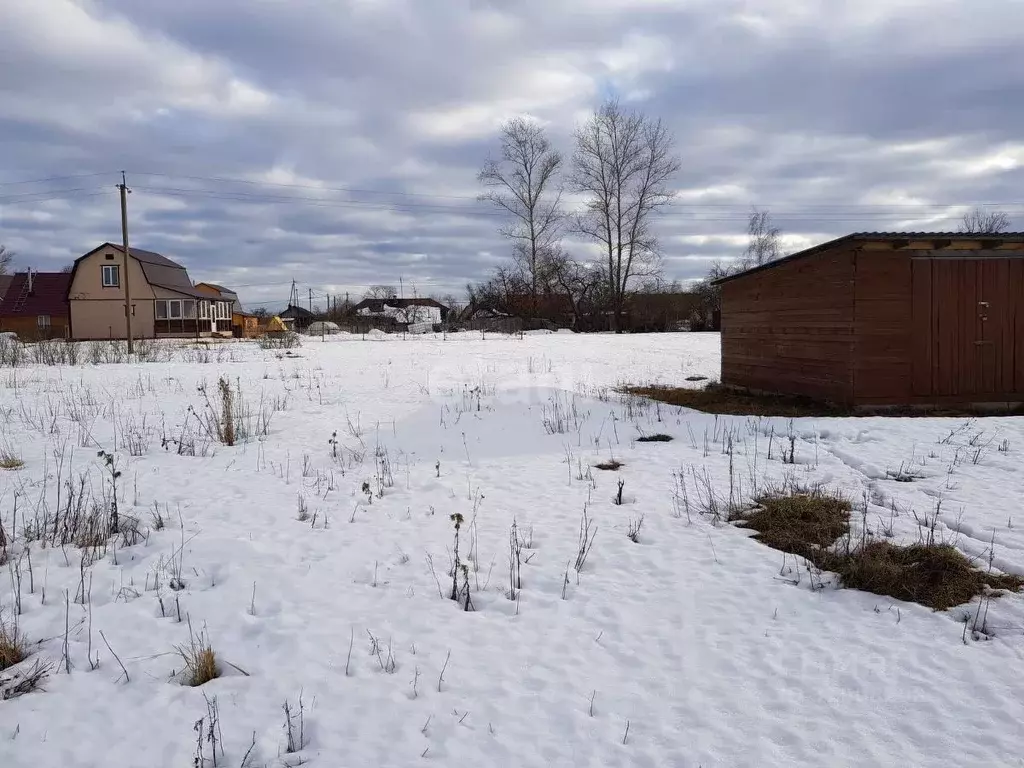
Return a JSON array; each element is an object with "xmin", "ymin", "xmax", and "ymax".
[
  {"xmin": 0, "ymin": 272, "xmax": 71, "ymax": 317},
  {"xmin": 713, "ymin": 232, "xmax": 1024, "ymax": 286},
  {"xmin": 280, "ymin": 304, "xmax": 314, "ymax": 318},
  {"xmin": 350, "ymin": 297, "xmax": 449, "ymax": 314},
  {"xmin": 195, "ymin": 282, "xmax": 238, "ymax": 298},
  {"xmin": 74, "ymin": 242, "xmax": 208, "ymax": 298}
]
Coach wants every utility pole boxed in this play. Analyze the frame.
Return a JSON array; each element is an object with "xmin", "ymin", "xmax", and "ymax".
[{"xmin": 117, "ymin": 171, "xmax": 134, "ymax": 353}]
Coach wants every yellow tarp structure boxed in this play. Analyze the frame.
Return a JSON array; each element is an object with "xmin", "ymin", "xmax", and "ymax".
[{"xmin": 265, "ymin": 316, "xmax": 287, "ymax": 333}]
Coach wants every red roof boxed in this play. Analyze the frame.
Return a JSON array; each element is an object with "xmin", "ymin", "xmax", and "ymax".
[{"xmin": 0, "ymin": 272, "xmax": 71, "ymax": 317}]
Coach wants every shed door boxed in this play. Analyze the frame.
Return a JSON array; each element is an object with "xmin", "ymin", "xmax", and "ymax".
[{"xmin": 912, "ymin": 258, "xmax": 1022, "ymax": 398}]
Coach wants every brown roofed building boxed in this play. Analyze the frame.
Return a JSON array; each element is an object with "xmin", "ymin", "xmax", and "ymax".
[
  {"xmin": 68, "ymin": 243, "xmax": 234, "ymax": 340},
  {"xmin": 0, "ymin": 270, "xmax": 72, "ymax": 340},
  {"xmin": 716, "ymin": 232, "xmax": 1024, "ymax": 407},
  {"xmin": 195, "ymin": 282, "xmax": 259, "ymax": 338}
]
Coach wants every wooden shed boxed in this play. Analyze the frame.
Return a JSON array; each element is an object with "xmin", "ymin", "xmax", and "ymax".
[{"xmin": 716, "ymin": 232, "xmax": 1024, "ymax": 407}]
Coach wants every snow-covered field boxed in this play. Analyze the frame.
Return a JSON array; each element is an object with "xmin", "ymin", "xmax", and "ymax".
[{"xmin": 3, "ymin": 331, "xmax": 1024, "ymax": 768}]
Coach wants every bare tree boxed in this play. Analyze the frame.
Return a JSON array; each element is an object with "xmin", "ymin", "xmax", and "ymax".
[
  {"xmin": 479, "ymin": 118, "xmax": 564, "ymax": 316},
  {"xmin": 744, "ymin": 208, "xmax": 781, "ymax": 267},
  {"xmin": 0, "ymin": 245, "xmax": 13, "ymax": 275},
  {"xmin": 691, "ymin": 262, "xmax": 734, "ymax": 331},
  {"xmin": 364, "ymin": 285, "xmax": 398, "ymax": 300},
  {"xmin": 572, "ymin": 100, "xmax": 681, "ymax": 331},
  {"xmin": 546, "ymin": 250, "xmax": 605, "ymax": 331},
  {"xmin": 958, "ymin": 207, "xmax": 1011, "ymax": 234}
]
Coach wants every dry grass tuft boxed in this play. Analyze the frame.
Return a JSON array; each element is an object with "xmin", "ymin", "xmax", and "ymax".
[
  {"xmin": 0, "ymin": 450, "xmax": 24, "ymax": 470},
  {"xmin": 176, "ymin": 621, "xmax": 220, "ymax": 687},
  {"xmin": 824, "ymin": 542, "xmax": 1023, "ymax": 612},
  {"xmin": 0, "ymin": 613, "xmax": 27, "ymax": 671},
  {"xmin": 734, "ymin": 489, "xmax": 1022, "ymax": 611},
  {"xmin": 737, "ymin": 490, "xmax": 852, "ymax": 560},
  {"xmin": 594, "ymin": 459, "xmax": 623, "ymax": 471}
]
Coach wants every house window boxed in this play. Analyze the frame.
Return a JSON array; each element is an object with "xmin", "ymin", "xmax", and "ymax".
[
  {"xmin": 37, "ymin": 315, "xmax": 51, "ymax": 329},
  {"xmin": 155, "ymin": 300, "xmax": 167, "ymax": 319},
  {"xmin": 183, "ymin": 300, "xmax": 196, "ymax": 319},
  {"xmin": 169, "ymin": 300, "xmax": 182, "ymax": 319},
  {"xmin": 217, "ymin": 302, "xmax": 229, "ymax": 319},
  {"xmin": 102, "ymin": 264, "xmax": 120, "ymax": 287},
  {"xmin": 199, "ymin": 301, "xmax": 209, "ymax": 319}
]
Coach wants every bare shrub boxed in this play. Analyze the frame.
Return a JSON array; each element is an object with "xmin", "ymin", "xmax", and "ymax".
[
  {"xmin": 283, "ymin": 694, "xmax": 308, "ymax": 754},
  {"xmin": 88, "ymin": 340, "xmax": 130, "ymax": 365},
  {"xmin": 132, "ymin": 338, "xmax": 164, "ymax": 363},
  {"xmin": 257, "ymin": 333, "xmax": 301, "ymax": 350},
  {"xmin": 30, "ymin": 339, "xmax": 80, "ymax": 366},
  {"xmin": 117, "ymin": 411, "xmax": 153, "ymax": 456},
  {"xmin": 196, "ymin": 376, "xmax": 275, "ymax": 446},
  {"xmin": 0, "ymin": 335, "xmax": 25, "ymax": 367},
  {"xmin": 1, "ymin": 658, "xmax": 51, "ymax": 700},
  {"xmin": 627, "ymin": 515, "xmax": 644, "ymax": 543},
  {"xmin": 574, "ymin": 505, "xmax": 597, "ymax": 573}
]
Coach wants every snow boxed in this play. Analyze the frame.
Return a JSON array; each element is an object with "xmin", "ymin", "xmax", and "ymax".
[
  {"xmin": 2, "ymin": 332, "xmax": 1024, "ymax": 767},
  {"xmin": 357, "ymin": 304, "xmax": 443, "ymax": 325}
]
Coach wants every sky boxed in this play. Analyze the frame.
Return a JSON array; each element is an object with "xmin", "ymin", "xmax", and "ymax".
[{"xmin": 2, "ymin": 0, "xmax": 1024, "ymax": 311}]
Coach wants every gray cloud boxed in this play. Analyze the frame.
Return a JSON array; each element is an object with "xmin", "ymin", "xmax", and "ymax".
[{"xmin": 2, "ymin": 0, "xmax": 1024, "ymax": 309}]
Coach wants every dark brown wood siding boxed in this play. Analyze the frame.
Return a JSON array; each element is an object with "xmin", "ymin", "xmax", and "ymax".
[
  {"xmin": 0, "ymin": 314, "xmax": 70, "ymax": 341},
  {"xmin": 905, "ymin": 254, "xmax": 1024, "ymax": 404},
  {"xmin": 852, "ymin": 250, "xmax": 914, "ymax": 404},
  {"xmin": 721, "ymin": 248, "xmax": 856, "ymax": 403}
]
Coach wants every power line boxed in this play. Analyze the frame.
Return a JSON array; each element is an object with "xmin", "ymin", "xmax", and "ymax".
[
  {"xmin": 2, "ymin": 172, "xmax": 1019, "ymax": 221},
  {"xmin": 130, "ymin": 185, "xmax": 502, "ymax": 217},
  {"xmin": 0, "ymin": 171, "xmax": 114, "ymax": 187},
  {"xmin": 128, "ymin": 185, "xmax": 1000, "ymax": 222},
  {"xmin": 128, "ymin": 170, "xmax": 1024, "ymax": 210},
  {"xmin": 0, "ymin": 189, "xmax": 113, "ymax": 205},
  {"xmin": 132, "ymin": 170, "xmax": 483, "ymax": 202}
]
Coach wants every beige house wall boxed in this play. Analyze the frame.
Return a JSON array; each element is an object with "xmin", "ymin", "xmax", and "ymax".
[
  {"xmin": 70, "ymin": 299, "xmax": 156, "ymax": 340},
  {"xmin": 69, "ymin": 245, "xmax": 156, "ymax": 301}
]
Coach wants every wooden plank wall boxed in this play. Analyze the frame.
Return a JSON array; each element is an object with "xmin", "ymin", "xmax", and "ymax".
[
  {"xmin": 852, "ymin": 251, "xmax": 914, "ymax": 403},
  {"xmin": 861, "ymin": 250, "xmax": 1024, "ymax": 406},
  {"xmin": 721, "ymin": 249, "xmax": 856, "ymax": 403}
]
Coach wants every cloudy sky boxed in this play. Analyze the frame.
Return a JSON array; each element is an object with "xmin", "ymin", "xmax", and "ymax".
[{"xmin": 2, "ymin": 0, "xmax": 1024, "ymax": 310}]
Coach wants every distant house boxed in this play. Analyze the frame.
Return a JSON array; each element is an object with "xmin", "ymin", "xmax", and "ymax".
[
  {"xmin": 68, "ymin": 243, "xmax": 234, "ymax": 340},
  {"xmin": 195, "ymin": 282, "xmax": 259, "ymax": 338},
  {"xmin": 279, "ymin": 304, "xmax": 314, "ymax": 331},
  {"xmin": 0, "ymin": 270, "xmax": 72, "ymax": 340},
  {"xmin": 622, "ymin": 292, "xmax": 706, "ymax": 332},
  {"xmin": 350, "ymin": 298, "xmax": 450, "ymax": 331}
]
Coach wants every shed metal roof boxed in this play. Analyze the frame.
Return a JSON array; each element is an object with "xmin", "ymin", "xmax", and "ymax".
[{"xmin": 713, "ymin": 232, "xmax": 1024, "ymax": 285}]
